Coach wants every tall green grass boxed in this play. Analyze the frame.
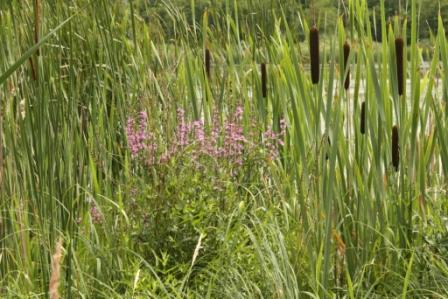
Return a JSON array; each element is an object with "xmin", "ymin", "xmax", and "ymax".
[{"xmin": 0, "ymin": 0, "xmax": 447, "ymax": 297}]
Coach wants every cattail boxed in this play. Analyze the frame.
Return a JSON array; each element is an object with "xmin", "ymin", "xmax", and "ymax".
[
  {"xmin": 49, "ymin": 238, "xmax": 64, "ymax": 299},
  {"xmin": 261, "ymin": 63, "xmax": 267, "ymax": 98},
  {"xmin": 392, "ymin": 125, "xmax": 399, "ymax": 171},
  {"xmin": 29, "ymin": 58, "xmax": 37, "ymax": 81},
  {"xmin": 309, "ymin": 25, "xmax": 320, "ymax": 84},
  {"xmin": 34, "ymin": 0, "xmax": 41, "ymax": 56},
  {"xmin": 395, "ymin": 38, "xmax": 404, "ymax": 96},
  {"xmin": 343, "ymin": 41, "xmax": 350, "ymax": 90},
  {"xmin": 360, "ymin": 101, "xmax": 366, "ymax": 134},
  {"xmin": 204, "ymin": 48, "xmax": 211, "ymax": 79}
]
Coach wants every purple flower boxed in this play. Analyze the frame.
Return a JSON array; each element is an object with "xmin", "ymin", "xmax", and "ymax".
[
  {"xmin": 262, "ymin": 119, "xmax": 287, "ymax": 160},
  {"xmin": 126, "ymin": 111, "xmax": 158, "ymax": 164},
  {"xmin": 193, "ymin": 120, "xmax": 205, "ymax": 145},
  {"xmin": 235, "ymin": 105, "xmax": 244, "ymax": 120},
  {"xmin": 126, "ymin": 107, "xmax": 287, "ymax": 169},
  {"xmin": 90, "ymin": 204, "xmax": 103, "ymax": 224},
  {"xmin": 176, "ymin": 108, "xmax": 190, "ymax": 147}
]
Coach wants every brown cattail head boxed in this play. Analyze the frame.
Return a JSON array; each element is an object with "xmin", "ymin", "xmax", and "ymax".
[
  {"xmin": 343, "ymin": 41, "xmax": 350, "ymax": 90},
  {"xmin": 395, "ymin": 38, "xmax": 404, "ymax": 96},
  {"xmin": 309, "ymin": 25, "xmax": 320, "ymax": 85},
  {"xmin": 392, "ymin": 125, "xmax": 399, "ymax": 171},
  {"xmin": 360, "ymin": 101, "xmax": 366, "ymax": 134},
  {"xmin": 261, "ymin": 63, "xmax": 267, "ymax": 98},
  {"xmin": 204, "ymin": 48, "xmax": 211, "ymax": 79}
]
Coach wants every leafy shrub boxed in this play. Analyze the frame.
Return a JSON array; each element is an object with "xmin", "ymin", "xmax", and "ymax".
[{"xmin": 124, "ymin": 105, "xmax": 286, "ymax": 277}]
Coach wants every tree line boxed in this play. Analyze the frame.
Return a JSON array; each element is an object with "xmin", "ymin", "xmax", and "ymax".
[{"xmin": 136, "ymin": 0, "xmax": 448, "ymax": 41}]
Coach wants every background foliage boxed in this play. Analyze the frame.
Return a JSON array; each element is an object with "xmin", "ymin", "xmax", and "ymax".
[{"xmin": 140, "ymin": 0, "xmax": 448, "ymax": 39}]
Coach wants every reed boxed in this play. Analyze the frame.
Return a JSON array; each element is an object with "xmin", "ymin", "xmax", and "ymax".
[
  {"xmin": 395, "ymin": 37, "xmax": 404, "ymax": 96},
  {"xmin": 392, "ymin": 125, "xmax": 400, "ymax": 171},
  {"xmin": 0, "ymin": 110, "xmax": 2, "ymax": 185},
  {"xmin": 309, "ymin": 25, "xmax": 320, "ymax": 84}
]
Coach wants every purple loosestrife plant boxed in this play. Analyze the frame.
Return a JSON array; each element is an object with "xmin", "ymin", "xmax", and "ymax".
[
  {"xmin": 221, "ymin": 107, "xmax": 247, "ymax": 165},
  {"xmin": 175, "ymin": 108, "xmax": 190, "ymax": 148},
  {"xmin": 126, "ymin": 106, "xmax": 287, "ymax": 169},
  {"xmin": 90, "ymin": 204, "xmax": 103, "ymax": 224},
  {"xmin": 126, "ymin": 111, "xmax": 149, "ymax": 156},
  {"xmin": 126, "ymin": 111, "xmax": 157, "ymax": 165},
  {"xmin": 262, "ymin": 118, "xmax": 286, "ymax": 160}
]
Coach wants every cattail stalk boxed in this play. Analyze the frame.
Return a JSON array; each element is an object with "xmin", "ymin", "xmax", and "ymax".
[
  {"xmin": 29, "ymin": 0, "xmax": 41, "ymax": 80},
  {"xmin": 395, "ymin": 38, "xmax": 404, "ymax": 96},
  {"xmin": 34, "ymin": 0, "xmax": 41, "ymax": 55},
  {"xmin": 392, "ymin": 125, "xmax": 400, "ymax": 171},
  {"xmin": 310, "ymin": 26, "xmax": 320, "ymax": 84},
  {"xmin": 360, "ymin": 101, "xmax": 366, "ymax": 134},
  {"xmin": 343, "ymin": 41, "xmax": 350, "ymax": 90},
  {"xmin": 204, "ymin": 48, "xmax": 211, "ymax": 79},
  {"xmin": 261, "ymin": 63, "xmax": 267, "ymax": 98},
  {"xmin": 29, "ymin": 58, "xmax": 37, "ymax": 81},
  {"xmin": 49, "ymin": 238, "xmax": 64, "ymax": 299}
]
